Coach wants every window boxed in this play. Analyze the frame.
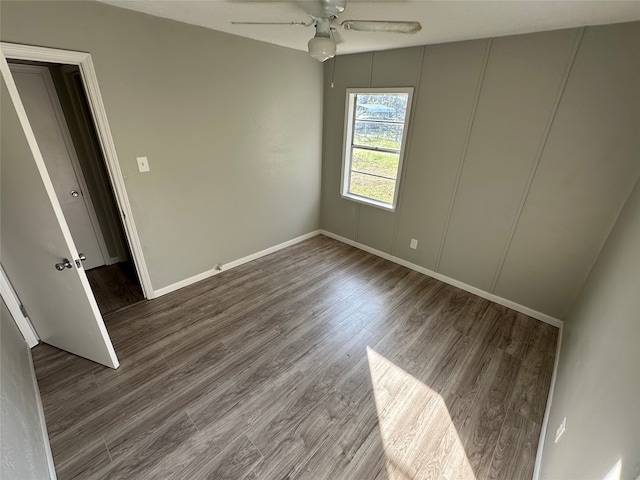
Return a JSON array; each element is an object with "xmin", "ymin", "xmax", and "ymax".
[{"xmin": 341, "ymin": 88, "xmax": 413, "ymax": 211}]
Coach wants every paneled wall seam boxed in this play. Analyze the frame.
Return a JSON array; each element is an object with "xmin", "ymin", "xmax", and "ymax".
[
  {"xmin": 488, "ymin": 27, "xmax": 586, "ymax": 294},
  {"xmin": 355, "ymin": 197, "xmax": 361, "ymax": 241},
  {"xmin": 355, "ymin": 51, "xmax": 376, "ymax": 242},
  {"xmin": 434, "ymin": 38, "xmax": 493, "ymax": 272},
  {"xmin": 390, "ymin": 46, "xmax": 428, "ymax": 255}
]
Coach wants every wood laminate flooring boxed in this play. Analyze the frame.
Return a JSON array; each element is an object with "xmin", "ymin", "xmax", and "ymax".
[
  {"xmin": 33, "ymin": 235, "xmax": 558, "ymax": 480},
  {"xmin": 86, "ymin": 261, "xmax": 145, "ymax": 315}
]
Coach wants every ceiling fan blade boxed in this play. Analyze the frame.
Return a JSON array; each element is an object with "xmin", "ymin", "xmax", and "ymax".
[
  {"xmin": 340, "ymin": 20, "xmax": 422, "ymax": 34},
  {"xmin": 231, "ymin": 21, "xmax": 312, "ymax": 27}
]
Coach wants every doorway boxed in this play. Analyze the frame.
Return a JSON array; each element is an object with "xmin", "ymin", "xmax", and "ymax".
[
  {"xmin": 9, "ymin": 61, "xmax": 144, "ymax": 316},
  {"xmin": 8, "ymin": 56, "xmax": 148, "ymax": 316}
]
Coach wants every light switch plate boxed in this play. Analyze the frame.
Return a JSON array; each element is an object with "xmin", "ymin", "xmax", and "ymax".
[
  {"xmin": 136, "ymin": 156, "xmax": 150, "ymax": 172},
  {"xmin": 410, "ymin": 239, "xmax": 418, "ymax": 249}
]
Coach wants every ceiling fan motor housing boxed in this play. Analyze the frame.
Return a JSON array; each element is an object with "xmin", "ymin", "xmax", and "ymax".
[
  {"xmin": 299, "ymin": 0, "xmax": 346, "ymax": 20},
  {"xmin": 233, "ymin": 0, "xmax": 420, "ymax": 62}
]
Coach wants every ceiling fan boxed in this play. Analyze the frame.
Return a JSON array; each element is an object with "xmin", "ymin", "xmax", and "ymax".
[{"xmin": 231, "ymin": 0, "xmax": 422, "ymax": 62}]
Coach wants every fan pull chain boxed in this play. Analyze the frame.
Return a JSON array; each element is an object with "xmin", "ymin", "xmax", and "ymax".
[{"xmin": 330, "ymin": 56, "xmax": 337, "ymax": 88}]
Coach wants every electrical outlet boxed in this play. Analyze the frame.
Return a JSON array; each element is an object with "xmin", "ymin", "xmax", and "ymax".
[
  {"xmin": 555, "ymin": 417, "xmax": 567, "ymax": 443},
  {"xmin": 136, "ymin": 156, "xmax": 150, "ymax": 172},
  {"xmin": 410, "ymin": 239, "xmax": 418, "ymax": 249}
]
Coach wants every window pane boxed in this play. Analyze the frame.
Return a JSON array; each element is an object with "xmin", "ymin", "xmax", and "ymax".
[
  {"xmin": 355, "ymin": 93, "xmax": 408, "ymax": 122},
  {"xmin": 352, "ymin": 148, "xmax": 399, "ymax": 180},
  {"xmin": 349, "ymin": 171, "xmax": 396, "ymax": 204},
  {"xmin": 342, "ymin": 89, "xmax": 413, "ymax": 209},
  {"xmin": 354, "ymin": 121, "xmax": 404, "ymax": 151}
]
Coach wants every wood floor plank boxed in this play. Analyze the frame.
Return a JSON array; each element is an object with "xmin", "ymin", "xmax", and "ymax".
[
  {"xmin": 375, "ymin": 368, "xmax": 445, "ymax": 479},
  {"xmin": 496, "ymin": 309, "xmax": 532, "ymax": 360},
  {"xmin": 48, "ymin": 340, "xmax": 232, "ymax": 463},
  {"xmin": 449, "ymin": 292, "xmax": 491, "ymax": 338},
  {"xmin": 294, "ymin": 407, "xmax": 369, "ymax": 478},
  {"xmin": 38, "ymin": 369, "xmax": 100, "ymax": 421},
  {"xmin": 447, "ymin": 305, "xmax": 504, "ymax": 401},
  {"xmin": 455, "ymin": 349, "xmax": 522, "ymax": 480},
  {"xmin": 53, "ymin": 353, "xmax": 170, "ymax": 432},
  {"xmin": 244, "ymin": 435, "xmax": 307, "ymax": 480},
  {"xmin": 248, "ymin": 390, "xmax": 353, "ymax": 479},
  {"xmin": 32, "ymin": 235, "xmax": 558, "ymax": 479},
  {"xmin": 508, "ymin": 347, "xmax": 556, "ymax": 424},
  {"xmin": 184, "ymin": 293, "xmax": 381, "ymax": 433},
  {"xmin": 86, "ymin": 261, "xmax": 144, "ymax": 316},
  {"xmin": 141, "ymin": 370, "xmax": 304, "ymax": 479},
  {"xmin": 95, "ymin": 411, "xmax": 198, "ymax": 479},
  {"xmin": 32, "ymin": 343, "xmax": 102, "ymax": 397},
  {"xmin": 247, "ymin": 326, "xmax": 380, "ymax": 456},
  {"xmin": 201, "ymin": 434, "xmax": 263, "ymax": 480},
  {"xmin": 333, "ymin": 421, "xmax": 388, "ymax": 480},
  {"xmin": 54, "ymin": 438, "xmax": 112, "ymax": 480},
  {"xmin": 487, "ymin": 409, "xmax": 541, "ymax": 480},
  {"xmin": 523, "ymin": 318, "xmax": 558, "ymax": 366},
  {"xmin": 411, "ymin": 394, "xmax": 471, "ymax": 479}
]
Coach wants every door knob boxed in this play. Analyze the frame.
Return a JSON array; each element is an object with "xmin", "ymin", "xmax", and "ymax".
[
  {"xmin": 55, "ymin": 259, "xmax": 73, "ymax": 271},
  {"xmin": 70, "ymin": 190, "xmax": 79, "ymax": 197},
  {"xmin": 75, "ymin": 253, "xmax": 87, "ymax": 268}
]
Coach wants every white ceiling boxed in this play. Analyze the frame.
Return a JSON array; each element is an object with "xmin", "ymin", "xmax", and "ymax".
[{"xmin": 97, "ymin": 0, "xmax": 640, "ymax": 56}]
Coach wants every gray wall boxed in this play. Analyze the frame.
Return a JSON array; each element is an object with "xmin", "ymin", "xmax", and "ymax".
[
  {"xmin": 539, "ymin": 179, "xmax": 640, "ymax": 479},
  {"xmin": 321, "ymin": 22, "xmax": 640, "ymax": 319},
  {"xmin": 1, "ymin": 0, "xmax": 323, "ymax": 290},
  {"xmin": 0, "ymin": 301, "xmax": 51, "ymax": 479}
]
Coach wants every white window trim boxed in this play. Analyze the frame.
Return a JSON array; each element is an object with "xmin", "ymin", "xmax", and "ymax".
[{"xmin": 340, "ymin": 87, "xmax": 414, "ymax": 212}]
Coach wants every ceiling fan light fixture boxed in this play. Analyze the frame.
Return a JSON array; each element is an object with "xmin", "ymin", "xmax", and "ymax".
[{"xmin": 308, "ymin": 35, "xmax": 336, "ymax": 62}]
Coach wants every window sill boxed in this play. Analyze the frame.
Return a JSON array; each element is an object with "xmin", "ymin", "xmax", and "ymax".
[{"xmin": 341, "ymin": 192, "xmax": 396, "ymax": 212}]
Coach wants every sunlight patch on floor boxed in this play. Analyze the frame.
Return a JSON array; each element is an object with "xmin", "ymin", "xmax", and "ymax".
[{"xmin": 367, "ymin": 346, "xmax": 476, "ymax": 480}]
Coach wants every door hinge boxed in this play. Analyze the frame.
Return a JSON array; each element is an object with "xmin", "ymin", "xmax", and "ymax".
[
  {"xmin": 19, "ymin": 304, "xmax": 29, "ymax": 318},
  {"xmin": 121, "ymin": 209, "xmax": 126, "ymax": 219}
]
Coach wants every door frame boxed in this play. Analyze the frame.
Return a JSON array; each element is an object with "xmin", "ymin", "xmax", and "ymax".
[
  {"xmin": 1, "ymin": 42, "xmax": 154, "ymax": 299},
  {"xmin": 0, "ymin": 265, "xmax": 39, "ymax": 348}
]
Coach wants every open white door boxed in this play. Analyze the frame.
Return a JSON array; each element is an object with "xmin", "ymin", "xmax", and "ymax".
[{"xmin": 1, "ymin": 54, "xmax": 118, "ymax": 368}]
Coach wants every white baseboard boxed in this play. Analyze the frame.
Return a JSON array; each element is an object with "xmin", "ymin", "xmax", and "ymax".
[
  {"xmin": 153, "ymin": 230, "xmax": 322, "ymax": 297},
  {"xmin": 27, "ymin": 347, "xmax": 57, "ymax": 479},
  {"xmin": 532, "ymin": 323, "xmax": 564, "ymax": 480},
  {"xmin": 319, "ymin": 230, "xmax": 563, "ymax": 328}
]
